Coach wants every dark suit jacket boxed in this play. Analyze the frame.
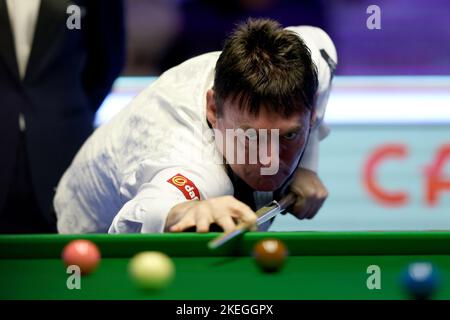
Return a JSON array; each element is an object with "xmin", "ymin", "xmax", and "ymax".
[{"xmin": 0, "ymin": 0, "xmax": 125, "ymax": 224}]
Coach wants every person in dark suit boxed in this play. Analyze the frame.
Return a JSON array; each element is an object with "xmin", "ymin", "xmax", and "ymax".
[{"xmin": 0, "ymin": 0, "xmax": 125, "ymax": 233}]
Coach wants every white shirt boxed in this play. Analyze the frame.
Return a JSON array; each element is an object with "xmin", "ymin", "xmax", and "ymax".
[
  {"xmin": 6, "ymin": 0, "xmax": 41, "ymax": 79},
  {"xmin": 54, "ymin": 26, "xmax": 338, "ymax": 234}
]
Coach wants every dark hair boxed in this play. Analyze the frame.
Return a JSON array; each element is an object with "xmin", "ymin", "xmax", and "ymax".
[{"xmin": 214, "ymin": 18, "xmax": 318, "ymax": 117}]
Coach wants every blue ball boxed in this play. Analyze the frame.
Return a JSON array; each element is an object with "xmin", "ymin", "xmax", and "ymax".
[{"xmin": 402, "ymin": 262, "xmax": 440, "ymax": 299}]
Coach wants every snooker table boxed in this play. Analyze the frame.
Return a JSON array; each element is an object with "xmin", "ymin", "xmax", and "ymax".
[{"xmin": 0, "ymin": 231, "xmax": 449, "ymax": 300}]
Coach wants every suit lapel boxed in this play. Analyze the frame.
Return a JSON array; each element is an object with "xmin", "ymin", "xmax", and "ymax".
[
  {"xmin": 25, "ymin": 0, "xmax": 69, "ymax": 82},
  {"xmin": 0, "ymin": 0, "xmax": 20, "ymax": 81}
]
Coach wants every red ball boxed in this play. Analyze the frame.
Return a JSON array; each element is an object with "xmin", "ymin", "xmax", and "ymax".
[
  {"xmin": 62, "ymin": 240, "xmax": 101, "ymax": 275},
  {"xmin": 253, "ymin": 238, "xmax": 288, "ymax": 272}
]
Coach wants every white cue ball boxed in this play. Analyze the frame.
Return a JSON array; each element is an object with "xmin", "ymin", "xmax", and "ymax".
[{"xmin": 128, "ymin": 251, "xmax": 175, "ymax": 290}]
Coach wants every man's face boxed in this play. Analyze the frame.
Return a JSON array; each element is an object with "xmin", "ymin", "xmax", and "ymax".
[{"xmin": 206, "ymin": 90, "xmax": 312, "ymax": 191}]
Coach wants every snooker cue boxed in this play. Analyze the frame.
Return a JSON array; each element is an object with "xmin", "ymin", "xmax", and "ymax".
[{"xmin": 208, "ymin": 192, "xmax": 297, "ymax": 249}]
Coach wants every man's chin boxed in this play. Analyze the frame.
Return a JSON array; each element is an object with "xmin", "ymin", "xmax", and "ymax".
[{"xmin": 245, "ymin": 178, "xmax": 285, "ymax": 192}]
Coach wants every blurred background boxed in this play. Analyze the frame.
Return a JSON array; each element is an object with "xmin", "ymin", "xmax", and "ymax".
[
  {"xmin": 121, "ymin": 0, "xmax": 450, "ymax": 76},
  {"xmin": 101, "ymin": 0, "xmax": 450, "ymax": 231}
]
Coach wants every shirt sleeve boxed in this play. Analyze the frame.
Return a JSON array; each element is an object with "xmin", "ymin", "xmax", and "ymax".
[
  {"xmin": 108, "ymin": 163, "xmax": 233, "ymax": 234},
  {"xmin": 285, "ymin": 26, "xmax": 338, "ymax": 172}
]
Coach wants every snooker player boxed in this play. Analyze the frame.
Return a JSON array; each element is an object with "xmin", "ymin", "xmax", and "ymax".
[{"xmin": 54, "ymin": 19, "xmax": 337, "ymax": 234}]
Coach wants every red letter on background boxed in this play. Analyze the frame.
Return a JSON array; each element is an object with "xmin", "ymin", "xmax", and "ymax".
[
  {"xmin": 425, "ymin": 144, "xmax": 450, "ymax": 207},
  {"xmin": 364, "ymin": 144, "xmax": 408, "ymax": 207}
]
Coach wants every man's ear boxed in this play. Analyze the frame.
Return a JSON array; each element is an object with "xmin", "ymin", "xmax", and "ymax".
[
  {"xmin": 310, "ymin": 109, "xmax": 318, "ymax": 130},
  {"xmin": 206, "ymin": 89, "xmax": 218, "ymax": 127},
  {"xmin": 309, "ymin": 92, "xmax": 320, "ymax": 130}
]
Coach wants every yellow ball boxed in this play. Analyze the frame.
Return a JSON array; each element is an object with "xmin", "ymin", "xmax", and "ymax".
[{"xmin": 128, "ymin": 251, "xmax": 175, "ymax": 290}]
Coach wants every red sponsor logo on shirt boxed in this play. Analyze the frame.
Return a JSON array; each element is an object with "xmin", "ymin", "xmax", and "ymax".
[{"xmin": 167, "ymin": 174, "xmax": 200, "ymax": 201}]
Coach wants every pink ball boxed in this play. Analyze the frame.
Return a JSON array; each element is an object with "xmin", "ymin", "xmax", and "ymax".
[{"xmin": 62, "ymin": 240, "xmax": 101, "ymax": 275}]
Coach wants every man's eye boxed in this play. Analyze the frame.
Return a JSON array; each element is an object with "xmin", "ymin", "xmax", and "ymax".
[{"xmin": 283, "ymin": 132, "xmax": 299, "ymax": 140}]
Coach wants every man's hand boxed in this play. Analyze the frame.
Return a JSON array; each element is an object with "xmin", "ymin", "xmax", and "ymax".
[
  {"xmin": 165, "ymin": 196, "xmax": 257, "ymax": 233},
  {"xmin": 289, "ymin": 168, "xmax": 328, "ymax": 220}
]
